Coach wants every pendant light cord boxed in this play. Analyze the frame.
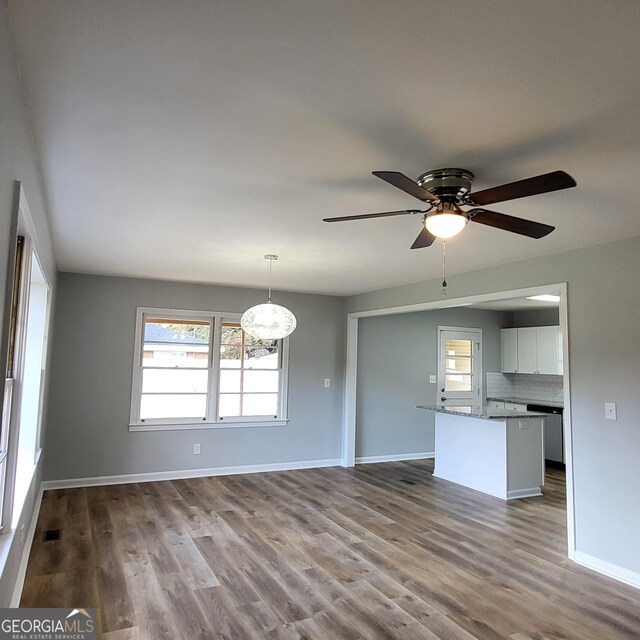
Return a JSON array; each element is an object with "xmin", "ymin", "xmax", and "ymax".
[
  {"xmin": 268, "ymin": 258, "xmax": 272, "ymax": 302},
  {"xmin": 442, "ymin": 239, "xmax": 447, "ymax": 297}
]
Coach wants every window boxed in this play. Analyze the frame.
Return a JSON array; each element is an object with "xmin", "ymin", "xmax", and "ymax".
[
  {"xmin": 1, "ymin": 187, "xmax": 53, "ymax": 532},
  {"xmin": 140, "ymin": 316, "xmax": 211, "ymax": 420},
  {"xmin": 219, "ymin": 322, "xmax": 280, "ymax": 419},
  {"xmin": 130, "ymin": 308, "xmax": 289, "ymax": 430}
]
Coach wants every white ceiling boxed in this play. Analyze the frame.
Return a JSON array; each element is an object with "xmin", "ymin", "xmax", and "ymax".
[{"xmin": 8, "ymin": 1, "xmax": 640, "ymax": 296}]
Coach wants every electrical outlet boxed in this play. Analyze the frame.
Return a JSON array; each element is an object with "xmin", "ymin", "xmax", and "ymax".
[
  {"xmin": 193, "ymin": 443, "xmax": 201, "ymax": 455},
  {"xmin": 605, "ymin": 402, "xmax": 617, "ymax": 421},
  {"xmin": 429, "ymin": 375, "xmax": 437, "ymax": 384},
  {"xmin": 324, "ymin": 378, "xmax": 331, "ymax": 388}
]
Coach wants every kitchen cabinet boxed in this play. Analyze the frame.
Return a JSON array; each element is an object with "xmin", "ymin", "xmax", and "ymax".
[
  {"xmin": 504, "ymin": 402, "xmax": 527, "ymax": 411},
  {"xmin": 488, "ymin": 400, "xmax": 505, "ymax": 409},
  {"xmin": 537, "ymin": 326, "xmax": 562, "ymax": 375},
  {"xmin": 429, "ymin": 408, "xmax": 545, "ymax": 500},
  {"xmin": 516, "ymin": 328, "xmax": 537, "ymax": 373},
  {"xmin": 500, "ymin": 328, "xmax": 518, "ymax": 373},
  {"xmin": 501, "ymin": 326, "xmax": 562, "ymax": 375}
]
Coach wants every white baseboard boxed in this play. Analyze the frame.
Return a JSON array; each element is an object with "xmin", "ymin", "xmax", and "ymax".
[
  {"xmin": 574, "ymin": 550, "xmax": 640, "ymax": 590},
  {"xmin": 10, "ymin": 483, "xmax": 44, "ymax": 607},
  {"xmin": 506, "ymin": 488, "xmax": 543, "ymax": 500},
  {"xmin": 433, "ymin": 470, "xmax": 507, "ymax": 500},
  {"xmin": 40, "ymin": 458, "xmax": 343, "ymax": 490},
  {"xmin": 355, "ymin": 452, "xmax": 434, "ymax": 465}
]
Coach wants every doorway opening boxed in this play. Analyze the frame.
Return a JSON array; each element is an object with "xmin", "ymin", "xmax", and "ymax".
[{"xmin": 343, "ymin": 282, "xmax": 574, "ymax": 557}]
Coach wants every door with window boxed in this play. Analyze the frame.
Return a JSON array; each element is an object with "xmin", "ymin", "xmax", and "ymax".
[{"xmin": 437, "ymin": 327, "xmax": 482, "ymax": 406}]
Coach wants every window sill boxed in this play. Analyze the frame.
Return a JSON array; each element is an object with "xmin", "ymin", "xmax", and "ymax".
[{"xmin": 129, "ymin": 419, "xmax": 289, "ymax": 432}]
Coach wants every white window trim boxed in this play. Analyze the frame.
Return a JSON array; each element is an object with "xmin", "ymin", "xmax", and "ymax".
[
  {"xmin": 1, "ymin": 185, "xmax": 52, "ymax": 532},
  {"xmin": 129, "ymin": 307, "xmax": 290, "ymax": 431}
]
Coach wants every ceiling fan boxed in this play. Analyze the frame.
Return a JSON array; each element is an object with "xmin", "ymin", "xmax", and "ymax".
[{"xmin": 323, "ymin": 168, "xmax": 576, "ymax": 249}]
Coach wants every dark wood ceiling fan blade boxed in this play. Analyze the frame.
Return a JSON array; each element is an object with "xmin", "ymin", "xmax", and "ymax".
[
  {"xmin": 323, "ymin": 209, "xmax": 422, "ymax": 223},
  {"xmin": 372, "ymin": 171, "xmax": 439, "ymax": 202},
  {"xmin": 410, "ymin": 227, "xmax": 436, "ymax": 249},
  {"xmin": 468, "ymin": 171, "xmax": 576, "ymax": 206},
  {"xmin": 469, "ymin": 208, "xmax": 555, "ymax": 239}
]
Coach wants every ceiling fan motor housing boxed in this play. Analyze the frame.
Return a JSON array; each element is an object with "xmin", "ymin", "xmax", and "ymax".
[{"xmin": 417, "ymin": 168, "xmax": 474, "ymax": 203}]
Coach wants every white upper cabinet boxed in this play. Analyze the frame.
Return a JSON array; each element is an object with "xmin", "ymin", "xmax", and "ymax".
[
  {"xmin": 500, "ymin": 328, "xmax": 518, "ymax": 373},
  {"xmin": 536, "ymin": 326, "xmax": 561, "ymax": 374},
  {"xmin": 516, "ymin": 327, "xmax": 538, "ymax": 374},
  {"xmin": 501, "ymin": 326, "xmax": 562, "ymax": 375}
]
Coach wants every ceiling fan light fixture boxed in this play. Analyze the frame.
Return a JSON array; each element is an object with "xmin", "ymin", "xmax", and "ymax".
[{"xmin": 425, "ymin": 206, "xmax": 467, "ymax": 239}]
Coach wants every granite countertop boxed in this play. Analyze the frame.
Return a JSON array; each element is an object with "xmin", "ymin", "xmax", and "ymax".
[
  {"xmin": 417, "ymin": 404, "xmax": 548, "ymax": 420},
  {"xmin": 487, "ymin": 395, "xmax": 564, "ymax": 409}
]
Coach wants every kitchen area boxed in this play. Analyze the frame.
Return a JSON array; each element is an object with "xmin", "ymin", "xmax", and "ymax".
[
  {"xmin": 355, "ymin": 290, "xmax": 567, "ymax": 501},
  {"xmin": 487, "ymin": 374, "xmax": 564, "ymax": 470},
  {"xmin": 424, "ymin": 294, "xmax": 566, "ymax": 500},
  {"xmin": 488, "ymin": 320, "xmax": 565, "ymax": 470},
  {"xmin": 414, "ymin": 296, "xmax": 565, "ymax": 499}
]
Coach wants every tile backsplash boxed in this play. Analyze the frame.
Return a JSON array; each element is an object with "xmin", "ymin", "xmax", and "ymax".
[{"xmin": 486, "ymin": 371, "xmax": 563, "ymax": 403}]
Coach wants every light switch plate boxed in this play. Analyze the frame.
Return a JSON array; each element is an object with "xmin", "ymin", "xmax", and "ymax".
[
  {"xmin": 324, "ymin": 378, "xmax": 331, "ymax": 388},
  {"xmin": 429, "ymin": 375, "xmax": 437, "ymax": 384},
  {"xmin": 605, "ymin": 402, "xmax": 617, "ymax": 420}
]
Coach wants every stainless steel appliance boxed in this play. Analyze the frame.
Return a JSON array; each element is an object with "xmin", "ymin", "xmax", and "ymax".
[{"xmin": 527, "ymin": 404, "xmax": 564, "ymax": 469}]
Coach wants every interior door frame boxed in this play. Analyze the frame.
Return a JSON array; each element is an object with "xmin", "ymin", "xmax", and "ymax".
[
  {"xmin": 436, "ymin": 326, "xmax": 482, "ymax": 405},
  {"xmin": 341, "ymin": 282, "xmax": 575, "ymax": 560}
]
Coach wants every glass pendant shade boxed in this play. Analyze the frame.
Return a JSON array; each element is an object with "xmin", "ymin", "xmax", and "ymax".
[
  {"xmin": 241, "ymin": 301, "xmax": 296, "ymax": 339},
  {"xmin": 425, "ymin": 212, "xmax": 467, "ymax": 239}
]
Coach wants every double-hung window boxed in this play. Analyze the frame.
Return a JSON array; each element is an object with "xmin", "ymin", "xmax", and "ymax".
[
  {"xmin": 130, "ymin": 308, "xmax": 289, "ymax": 430},
  {"xmin": 218, "ymin": 322, "xmax": 281, "ymax": 420}
]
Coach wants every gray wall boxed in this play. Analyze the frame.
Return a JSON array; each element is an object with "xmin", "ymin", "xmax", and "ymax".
[
  {"xmin": 510, "ymin": 307, "xmax": 559, "ymax": 327},
  {"xmin": 0, "ymin": 4, "xmax": 57, "ymax": 606},
  {"xmin": 356, "ymin": 308, "xmax": 511, "ymax": 459},
  {"xmin": 347, "ymin": 234, "xmax": 640, "ymax": 576},
  {"xmin": 44, "ymin": 273, "xmax": 345, "ymax": 480}
]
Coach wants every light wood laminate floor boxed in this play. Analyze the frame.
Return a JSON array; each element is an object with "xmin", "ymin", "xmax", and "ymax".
[{"xmin": 21, "ymin": 461, "xmax": 640, "ymax": 639}]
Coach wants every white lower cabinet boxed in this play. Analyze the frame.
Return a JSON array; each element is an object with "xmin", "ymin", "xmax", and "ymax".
[{"xmin": 504, "ymin": 402, "xmax": 527, "ymax": 411}]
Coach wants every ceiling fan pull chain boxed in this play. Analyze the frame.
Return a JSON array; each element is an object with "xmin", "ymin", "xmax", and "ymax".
[{"xmin": 441, "ymin": 239, "xmax": 447, "ymax": 297}]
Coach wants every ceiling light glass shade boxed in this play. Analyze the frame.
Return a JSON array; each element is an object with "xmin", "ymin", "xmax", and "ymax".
[
  {"xmin": 241, "ymin": 301, "xmax": 297, "ymax": 339},
  {"xmin": 425, "ymin": 212, "xmax": 467, "ymax": 239}
]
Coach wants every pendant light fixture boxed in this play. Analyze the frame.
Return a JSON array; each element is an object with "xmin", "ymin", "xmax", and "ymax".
[{"xmin": 241, "ymin": 255, "xmax": 297, "ymax": 340}]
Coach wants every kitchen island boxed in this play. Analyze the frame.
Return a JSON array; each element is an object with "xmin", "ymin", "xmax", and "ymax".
[{"xmin": 418, "ymin": 404, "xmax": 546, "ymax": 500}]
